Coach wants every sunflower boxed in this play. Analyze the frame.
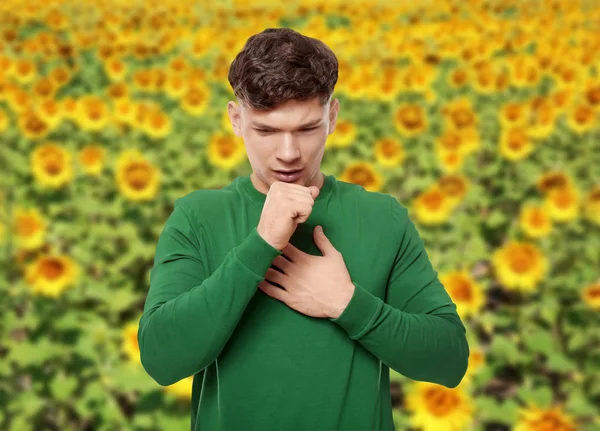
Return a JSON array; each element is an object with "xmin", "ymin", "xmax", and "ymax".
[
  {"xmin": 142, "ymin": 107, "xmax": 172, "ymax": 140},
  {"xmin": 191, "ymin": 27, "xmax": 216, "ymax": 59},
  {"xmin": 60, "ymin": 96, "xmax": 79, "ymax": 120},
  {"xmin": 527, "ymin": 97, "xmax": 558, "ymax": 139},
  {"xmin": 168, "ymin": 55, "xmax": 190, "ymax": 75},
  {"xmin": 164, "ymin": 73, "xmax": 189, "ymax": 99},
  {"xmin": 48, "ymin": 65, "xmax": 72, "ymax": 88},
  {"xmin": 439, "ymin": 269, "xmax": 485, "ymax": 318},
  {"xmin": 6, "ymin": 86, "xmax": 32, "ymax": 113},
  {"xmin": 441, "ymin": 97, "xmax": 477, "ymax": 130},
  {"xmin": 104, "ymin": 57, "xmax": 128, "ymax": 82},
  {"xmin": 328, "ymin": 119, "xmax": 357, "ymax": 148},
  {"xmin": 37, "ymin": 99, "xmax": 63, "ymax": 129},
  {"xmin": 0, "ymin": 107, "xmax": 7, "ymax": 133},
  {"xmin": 24, "ymin": 253, "xmax": 79, "ymax": 298},
  {"xmin": 78, "ymin": 145, "xmax": 106, "ymax": 176},
  {"xmin": 180, "ymin": 82, "xmax": 210, "ymax": 116},
  {"xmin": 112, "ymin": 98, "xmax": 136, "ymax": 127},
  {"xmin": 536, "ymin": 171, "xmax": 571, "ymax": 194},
  {"xmin": 583, "ymin": 185, "xmax": 600, "ymax": 225},
  {"xmin": 207, "ymin": 132, "xmax": 246, "ymax": 170},
  {"xmin": 105, "ymin": 82, "xmax": 129, "ymax": 101},
  {"xmin": 121, "ymin": 322, "xmax": 140, "ymax": 364},
  {"xmin": 32, "ymin": 77, "xmax": 57, "ymax": 100},
  {"xmin": 75, "ymin": 95, "xmax": 110, "ymax": 131},
  {"xmin": 412, "ymin": 185, "xmax": 453, "ymax": 225},
  {"xmin": 499, "ymin": 126, "xmax": 535, "ymax": 161},
  {"xmin": 339, "ymin": 161, "xmax": 383, "ymax": 192},
  {"xmin": 12, "ymin": 207, "xmax": 48, "ymax": 251},
  {"xmin": 507, "ymin": 54, "xmax": 542, "ymax": 88},
  {"xmin": 519, "ymin": 203, "xmax": 553, "ymax": 238},
  {"xmin": 566, "ymin": 101, "xmax": 597, "ymax": 135},
  {"xmin": 115, "ymin": 149, "xmax": 161, "ymax": 201},
  {"xmin": 550, "ymin": 88, "xmax": 574, "ymax": 114},
  {"xmin": 463, "ymin": 346, "xmax": 486, "ymax": 383},
  {"xmin": 437, "ymin": 174, "xmax": 470, "ymax": 210},
  {"xmin": 513, "ymin": 404, "xmax": 577, "ymax": 431},
  {"xmin": 163, "ymin": 375, "xmax": 193, "ymax": 401},
  {"xmin": 132, "ymin": 69, "xmax": 153, "ymax": 92},
  {"xmin": 11, "ymin": 58, "xmax": 37, "ymax": 84},
  {"xmin": 149, "ymin": 68, "xmax": 167, "ymax": 93},
  {"xmin": 393, "ymin": 102, "xmax": 427, "ymax": 137},
  {"xmin": 492, "ymin": 241, "xmax": 548, "ymax": 293},
  {"xmin": 18, "ymin": 108, "xmax": 51, "ymax": 140},
  {"xmin": 373, "ymin": 137, "xmax": 405, "ymax": 168},
  {"xmin": 581, "ymin": 281, "xmax": 600, "ymax": 310},
  {"xmin": 500, "ymin": 101, "xmax": 530, "ymax": 129},
  {"xmin": 405, "ymin": 381, "xmax": 475, "ymax": 431},
  {"xmin": 448, "ymin": 66, "xmax": 471, "ymax": 89},
  {"xmin": 31, "ymin": 142, "xmax": 74, "ymax": 189},
  {"xmin": 581, "ymin": 77, "xmax": 600, "ymax": 112},
  {"xmin": 543, "ymin": 185, "xmax": 580, "ymax": 223}
]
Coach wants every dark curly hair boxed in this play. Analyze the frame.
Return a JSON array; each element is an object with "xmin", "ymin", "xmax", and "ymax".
[{"xmin": 227, "ymin": 27, "xmax": 339, "ymax": 111}]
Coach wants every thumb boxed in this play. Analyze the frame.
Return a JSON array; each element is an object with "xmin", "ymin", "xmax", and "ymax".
[
  {"xmin": 313, "ymin": 225, "xmax": 332, "ymax": 256},
  {"xmin": 309, "ymin": 186, "xmax": 320, "ymax": 200}
]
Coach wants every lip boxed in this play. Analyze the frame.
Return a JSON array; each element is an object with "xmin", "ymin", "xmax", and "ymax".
[{"xmin": 273, "ymin": 168, "xmax": 303, "ymax": 182}]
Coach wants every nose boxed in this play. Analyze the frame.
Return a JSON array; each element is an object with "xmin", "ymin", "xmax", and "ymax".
[{"xmin": 275, "ymin": 132, "xmax": 301, "ymax": 162}]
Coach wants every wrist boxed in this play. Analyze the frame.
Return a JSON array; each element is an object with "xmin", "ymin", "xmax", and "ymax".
[{"xmin": 330, "ymin": 281, "xmax": 355, "ymax": 319}]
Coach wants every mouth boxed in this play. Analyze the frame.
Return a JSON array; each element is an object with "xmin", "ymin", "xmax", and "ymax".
[{"xmin": 273, "ymin": 168, "xmax": 303, "ymax": 181}]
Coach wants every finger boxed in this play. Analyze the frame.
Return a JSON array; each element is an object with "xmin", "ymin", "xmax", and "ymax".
[
  {"xmin": 265, "ymin": 267, "xmax": 286, "ymax": 285},
  {"xmin": 281, "ymin": 242, "xmax": 304, "ymax": 262},
  {"xmin": 258, "ymin": 280, "xmax": 290, "ymax": 303}
]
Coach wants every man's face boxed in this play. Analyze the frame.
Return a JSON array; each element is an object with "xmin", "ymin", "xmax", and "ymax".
[{"xmin": 227, "ymin": 96, "xmax": 339, "ymax": 194}]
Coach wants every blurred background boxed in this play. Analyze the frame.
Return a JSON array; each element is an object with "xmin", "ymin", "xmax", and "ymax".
[{"xmin": 1, "ymin": 0, "xmax": 600, "ymax": 430}]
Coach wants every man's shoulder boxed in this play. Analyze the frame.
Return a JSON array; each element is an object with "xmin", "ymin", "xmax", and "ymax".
[
  {"xmin": 174, "ymin": 181, "xmax": 238, "ymax": 220},
  {"xmin": 335, "ymin": 178, "xmax": 401, "ymax": 212}
]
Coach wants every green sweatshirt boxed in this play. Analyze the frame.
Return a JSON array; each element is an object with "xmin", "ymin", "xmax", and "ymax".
[{"xmin": 138, "ymin": 172, "xmax": 469, "ymax": 431}]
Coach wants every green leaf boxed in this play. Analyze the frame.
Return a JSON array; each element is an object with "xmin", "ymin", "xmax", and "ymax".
[
  {"xmin": 539, "ymin": 297, "xmax": 560, "ymax": 325},
  {"xmin": 517, "ymin": 385, "xmax": 553, "ymax": 409},
  {"xmin": 565, "ymin": 388, "xmax": 598, "ymax": 417},
  {"xmin": 489, "ymin": 335, "xmax": 521, "ymax": 364},
  {"xmin": 546, "ymin": 352, "xmax": 577, "ymax": 373},
  {"xmin": 522, "ymin": 330, "xmax": 555, "ymax": 356},
  {"xmin": 474, "ymin": 396, "xmax": 519, "ymax": 425},
  {"xmin": 50, "ymin": 373, "xmax": 78, "ymax": 401},
  {"xmin": 567, "ymin": 331, "xmax": 588, "ymax": 351}
]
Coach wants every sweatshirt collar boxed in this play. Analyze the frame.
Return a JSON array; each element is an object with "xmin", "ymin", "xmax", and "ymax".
[{"xmin": 238, "ymin": 171, "xmax": 335, "ymax": 208}]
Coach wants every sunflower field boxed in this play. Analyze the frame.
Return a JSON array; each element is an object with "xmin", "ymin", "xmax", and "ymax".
[{"xmin": 1, "ymin": 0, "xmax": 600, "ymax": 430}]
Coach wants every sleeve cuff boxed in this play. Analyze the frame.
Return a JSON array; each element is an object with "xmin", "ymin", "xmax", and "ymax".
[
  {"xmin": 234, "ymin": 226, "xmax": 282, "ymax": 278},
  {"xmin": 329, "ymin": 281, "xmax": 384, "ymax": 340}
]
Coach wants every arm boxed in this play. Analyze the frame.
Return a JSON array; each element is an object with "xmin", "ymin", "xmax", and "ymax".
[
  {"xmin": 138, "ymin": 199, "xmax": 282, "ymax": 386},
  {"xmin": 328, "ymin": 196, "xmax": 469, "ymax": 388}
]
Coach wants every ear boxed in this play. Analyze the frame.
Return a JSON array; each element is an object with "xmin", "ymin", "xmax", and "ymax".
[
  {"xmin": 227, "ymin": 101, "xmax": 242, "ymax": 137},
  {"xmin": 328, "ymin": 98, "xmax": 339, "ymax": 135}
]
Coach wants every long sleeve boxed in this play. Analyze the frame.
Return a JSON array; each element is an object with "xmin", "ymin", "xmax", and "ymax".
[
  {"xmin": 328, "ymin": 196, "xmax": 469, "ymax": 388},
  {"xmin": 138, "ymin": 198, "xmax": 282, "ymax": 386}
]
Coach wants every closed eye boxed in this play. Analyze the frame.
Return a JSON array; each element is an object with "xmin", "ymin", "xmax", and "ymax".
[{"xmin": 256, "ymin": 127, "xmax": 318, "ymax": 135}]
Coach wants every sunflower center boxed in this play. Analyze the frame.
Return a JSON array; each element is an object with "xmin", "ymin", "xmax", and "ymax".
[
  {"xmin": 452, "ymin": 278, "xmax": 473, "ymax": 301},
  {"xmin": 40, "ymin": 258, "xmax": 64, "ymax": 280},
  {"xmin": 125, "ymin": 163, "xmax": 151, "ymax": 190},
  {"xmin": 349, "ymin": 166, "xmax": 374, "ymax": 186},
  {"xmin": 18, "ymin": 216, "xmax": 40, "ymax": 236},
  {"xmin": 509, "ymin": 246, "xmax": 535, "ymax": 273},
  {"xmin": 424, "ymin": 388, "xmax": 460, "ymax": 416},
  {"xmin": 423, "ymin": 190, "xmax": 444, "ymax": 210}
]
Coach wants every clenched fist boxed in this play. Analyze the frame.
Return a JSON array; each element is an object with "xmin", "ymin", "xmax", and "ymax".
[{"xmin": 256, "ymin": 181, "xmax": 320, "ymax": 251}]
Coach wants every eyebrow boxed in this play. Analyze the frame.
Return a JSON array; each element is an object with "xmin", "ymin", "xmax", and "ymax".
[{"xmin": 251, "ymin": 119, "xmax": 323, "ymax": 131}]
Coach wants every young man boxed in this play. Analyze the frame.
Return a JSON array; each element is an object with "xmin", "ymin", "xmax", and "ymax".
[{"xmin": 138, "ymin": 27, "xmax": 469, "ymax": 431}]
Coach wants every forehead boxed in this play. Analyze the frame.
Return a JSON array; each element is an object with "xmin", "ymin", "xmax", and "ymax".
[{"xmin": 243, "ymin": 97, "xmax": 327, "ymax": 127}]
